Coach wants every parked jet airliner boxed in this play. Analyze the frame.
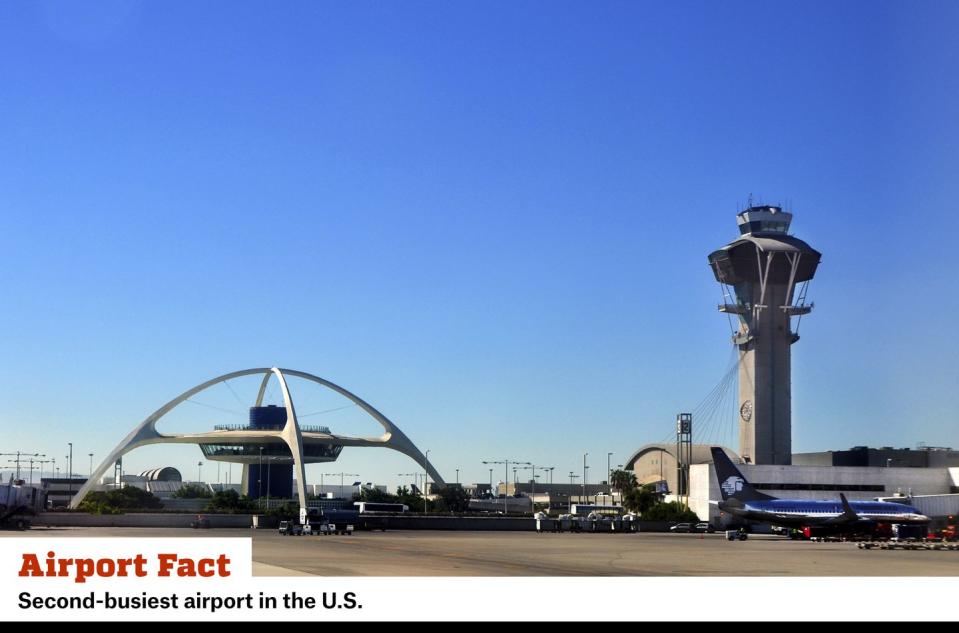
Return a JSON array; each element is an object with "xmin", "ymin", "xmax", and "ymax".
[{"xmin": 710, "ymin": 447, "xmax": 929, "ymax": 531}]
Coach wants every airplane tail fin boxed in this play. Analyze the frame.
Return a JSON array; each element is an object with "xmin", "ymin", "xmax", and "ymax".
[{"xmin": 710, "ymin": 447, "xmax": 774, "ymax": 502}]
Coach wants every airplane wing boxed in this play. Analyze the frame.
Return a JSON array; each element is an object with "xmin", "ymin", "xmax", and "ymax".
[{"xmin": 823, "ymin": 493, "xmax": 866, "ymax": 525}]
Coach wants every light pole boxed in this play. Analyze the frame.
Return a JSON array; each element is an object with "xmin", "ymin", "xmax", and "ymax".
[
  {"xmin": 483, "ymin": 459, "xmax": 530, "ymax": 514},
  {"xmin": 517, "ymin": 465, "xmax": 551, "ymax": 515},
  {"xmin": 569, "ymin": 471, "xmax": 579, "ymax": 509},
  {"xmin": 197, "ymin": 461, "xmax": 203, "ymax": 484},
  {"xmin": 488, "ymin": 468, "xmax": 493, "ymax": 494},
  {"xmin": 89, "ymin": 453, "xmax": 94, "ymax": 479},
  {"xmin": 68, "ymin": 443, "xmax": 73, "ymax": 499},
  {"xmin": 341, "ymin": 472, "xmax": 359, "ymax": 493},
  {"xmin": 423, "ymin": 450, "xmax": 430, "ymax": 514},
  {"xmin": 322, "ymin": 473, "xmax": 359, "ymax": 498},
  {"xmin": 607, "ymin": 452, "xmax": 613, "ymax": 498},
  {"xmin": 456, "ymin": 468, "xmax": 459, "ymax": 485},
  {"xmin": 258, "ymin": 447, "xmax": 263, "ymax": 500},
  {"xmin": 32, "ymin": 459, "xmax": 53, "ymax": 484},
  {"xmin": 583, "ymin": 452, "xmax": 589, "ymax": 504},
  {"xmin": 398, "ymin": 473, "xmax": 417, "ymax": 494},
  {"xmin": 0, "ymin": 452, "xmax": 44, "ymax": 480}
]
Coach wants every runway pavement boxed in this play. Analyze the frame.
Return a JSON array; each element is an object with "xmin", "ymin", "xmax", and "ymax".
[{"xmin": 7, "ymin": 527, "xmax": 958, "ymax": 576}]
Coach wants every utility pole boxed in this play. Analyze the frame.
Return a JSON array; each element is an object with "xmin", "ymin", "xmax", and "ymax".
[
  {"xmin": 398, "ymin": 473, "xmax": 417, "ymax": 494},
  {"xmin": 607, "ymin": 452, "xmax": 613, "ymax": 498},
  {"xmin": 583, "ymin": 452, "xmax": 589, "ymax": 504},
  {"xmin": 483, "ymin": 459, "xmax": 530, "ymax": 514},
  {"xmin": 517, "ymin": 464, "xmax": 552, "ymax": 515},
  {"xmin": 0, "ymin": 452, "xmax": 44, "ymax": 481},
  {"xmin": 321, "ymin": 473, "xmax": 359, "ymax": 498},
  {"xmin": 423, "ymin": 450, "xmax": 430, "ymax": 514},
  {"xmin": 31, "ymin": 459, "xmax": 53, "ymax": 484}
]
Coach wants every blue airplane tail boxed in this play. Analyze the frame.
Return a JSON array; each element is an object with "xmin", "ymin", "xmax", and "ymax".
[{"xmin": 710, "ymin": 447, "xmax": 775, "ymax": 502}]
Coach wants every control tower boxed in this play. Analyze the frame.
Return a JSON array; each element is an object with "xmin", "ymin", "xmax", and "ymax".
[{"xmin": 708, "ymin": 205, "xmax": 821, "ymax": 465}]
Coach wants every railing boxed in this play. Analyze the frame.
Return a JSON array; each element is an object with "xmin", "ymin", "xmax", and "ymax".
[{"xmin": 212, "ymin": 424, "xmax": 331, "ymax": 434}]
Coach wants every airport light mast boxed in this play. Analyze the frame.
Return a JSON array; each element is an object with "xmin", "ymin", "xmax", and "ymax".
[
  {"xmin": 516, "ymin": 464, "xmax": 553, "ymax": 514},
  {"xmin": 483, "ymin": 459, "xmax": 529, "ymax": 514},
  {"xmin": 708, "ymin": 204, "xmax": 821, "ymax": 465}
]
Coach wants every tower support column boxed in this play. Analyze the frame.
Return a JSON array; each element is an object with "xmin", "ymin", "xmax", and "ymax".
[{"xmin": 709, "ymin": 204, "xmax": 820, "ymax": 466}]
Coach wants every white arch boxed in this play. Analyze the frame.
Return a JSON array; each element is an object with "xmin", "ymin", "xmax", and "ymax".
[
  {"xmin": 70, "ymin": 367, "xmax": 445, "ymax": 509},
  {"xmin": 271, "ymin": 368, "xmax": 308, "ymax": 512},
  {"xmin": 277, "ymin": 368, "xmax": 443, "ymax": 485}
]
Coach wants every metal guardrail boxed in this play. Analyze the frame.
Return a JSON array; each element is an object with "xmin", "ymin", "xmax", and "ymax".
[{"xmin": 212, "ymin": 424, "xmax": 331, "ymax": 434}]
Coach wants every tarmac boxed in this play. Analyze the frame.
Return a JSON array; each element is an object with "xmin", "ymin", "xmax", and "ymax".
[{"xmin": 5, "ymin": 526, "xmax": 959, "ymax": 576}]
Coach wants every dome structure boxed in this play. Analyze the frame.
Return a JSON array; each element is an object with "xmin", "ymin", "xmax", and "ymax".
[{"xmin": 138, "ymin": 467, "xmax": 182, "ymax": 482}]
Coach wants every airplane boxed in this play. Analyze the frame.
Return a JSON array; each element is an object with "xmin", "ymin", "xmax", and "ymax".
[{"xmin": 710, "ymin": 447, "xmax": 929, "ymax": 534}]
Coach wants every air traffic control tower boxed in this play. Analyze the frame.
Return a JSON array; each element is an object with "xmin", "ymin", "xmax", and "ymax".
[{"xmin": 708, "ymin": 205, "xmax": 821, "ymax": 465}]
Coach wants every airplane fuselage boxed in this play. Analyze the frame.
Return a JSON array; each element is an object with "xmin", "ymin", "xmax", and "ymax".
[{"xmin": 719, "ymin": 498, "xmax": 928, "ymax": 528}]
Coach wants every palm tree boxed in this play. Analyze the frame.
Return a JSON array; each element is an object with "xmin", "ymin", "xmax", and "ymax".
[
  {"xmin": 623, "ymin": 484, "xmax": 661, "ymax": 514},
  {"xmin": 610, "ymin": 469, "xmax": 637, "ymax": 496}
]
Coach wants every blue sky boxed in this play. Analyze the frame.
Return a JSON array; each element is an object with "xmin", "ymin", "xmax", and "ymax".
[{"xmin": 0, "ymin": 1, "xmax": 957, "ymax": 489}]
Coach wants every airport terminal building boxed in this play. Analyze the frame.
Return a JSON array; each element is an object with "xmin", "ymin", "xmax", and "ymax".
[{"xmin": 626, "ymin": 442, "xmax": 959, "ymax": 527}]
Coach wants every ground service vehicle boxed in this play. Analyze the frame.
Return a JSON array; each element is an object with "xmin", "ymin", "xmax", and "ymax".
[
  {"xmin": 0, "ymin": 476, "xmax": 45, "ymax": 530},
  {"xmin": 278, "ymin": 521, "xmax": 303, "ymax": 536},
  {"xmin": 670, "ymin": 523, "xmax": 694, "ymax": 533},
  {"xmin": 930, "ymin": 515, "xmax": 957, "ymax": 541},
  {"xmin": 190, "ymin": 515, "xmax": 210, "ymax": 529}
]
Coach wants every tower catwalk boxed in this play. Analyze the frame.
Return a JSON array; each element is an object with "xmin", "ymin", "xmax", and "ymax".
[{"xmin": 708, "ymin": 205, "xmax": 821, "ymax": 465}]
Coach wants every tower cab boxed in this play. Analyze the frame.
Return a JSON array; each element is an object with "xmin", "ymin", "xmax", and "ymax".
[{"xmin": 736, "ymin": 205, "xmax": 792, "ymax": 235}]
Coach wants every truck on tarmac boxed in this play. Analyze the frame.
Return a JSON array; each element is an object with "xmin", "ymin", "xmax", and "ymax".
[{"xmin": 0, "ymin": 475, "xmax": 46, "ymax": 530}]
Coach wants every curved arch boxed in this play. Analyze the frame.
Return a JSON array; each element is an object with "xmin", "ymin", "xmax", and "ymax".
[
  {"xmin": 271, "ymin": 368, "xmax": 308, "ymax": 512},
  {"xmin": 70, "ymin": 368, "xmax": 272, "ymax": 508},
  {"xmin": 624, "ymin": 445, "xmax": 676, "ymax": 471},
  {"xmin": 70, "ymin": 367, "xmax": 445, "ymax": 508},
  {"xmin": 624, "ymin": 444, "xmax": 742, "ymax": 471},
  {"xmin": 254, "ymin": 372, "xmax": 272, "ymax": 407},
  {"xmin": 278, "ymin": 368, "xmax": 444, "ymax": 486}
]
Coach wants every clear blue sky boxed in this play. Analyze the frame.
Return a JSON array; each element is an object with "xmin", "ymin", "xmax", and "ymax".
[{"xmin": 1, "ymin": 1, "xmax": 957, "ymax": 489}]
